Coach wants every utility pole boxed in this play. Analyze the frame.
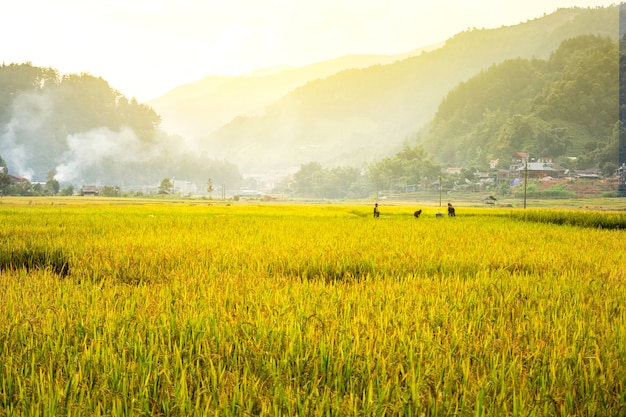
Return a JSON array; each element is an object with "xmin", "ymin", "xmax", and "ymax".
[
  {"xmin": 439, "ymin": 175, "xmax": 442, "ymax": 207},
  {"xmin": 375, "ymin": 174, "xmax": 379, "ymax": 202},
  {"xmin": 523, "ymin": 158, "xmax": 528, "ymax": 209}
]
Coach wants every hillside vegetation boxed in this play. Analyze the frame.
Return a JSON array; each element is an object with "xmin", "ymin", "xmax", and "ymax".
[
  {"xmin": 200, "ymin": 6, "xmax": 618, "ymax": 174},
  {"xmin": 0, "ymin": 64, "xmax": 243, "ymax": 189},
  {"xmin": 424, "ymin": 34, "xmax": 618, "ymax": 172}
]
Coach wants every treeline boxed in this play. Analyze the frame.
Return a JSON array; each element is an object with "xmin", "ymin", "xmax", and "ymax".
[
  {"xmin": 284, "ymin": 144, "xmax": 444, "ymax": 199},
  {"xmin": 423, "ymin": 35, "xmax": 619, "ymax": 173},
  {"xmin": 0, "ymin": 63, "xmax": 242, "ymax": 190},
  {"xmin": 0, "ymin": 154, "xmax": 66, "ymax": 196}
]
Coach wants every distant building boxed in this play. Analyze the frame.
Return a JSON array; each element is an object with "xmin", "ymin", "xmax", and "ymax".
[
  {"xmin": 9, "ymin": 174, "xmax": 29, "ymax": 185},
  {"xmin": 509, "ymin": 152, "xmax": 529, "ymax": 170},
  {"xmin": 569, "ymin": 169, "xmax": 602, "ymax": 179},
  {"xmin": 509, "ymin": 153, "xmax": 564, "ymax": 179},
  {"xmin": 514, "ymin": 162, "xmax": 559, "ymax": 179},
  {"xmin": 80, "ymin": 185, "xmax": 99, "ymax": 196}
]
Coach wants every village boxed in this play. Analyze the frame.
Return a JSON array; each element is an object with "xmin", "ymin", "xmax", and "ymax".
[
  {"xmin": 0, "ymin": 152, "xmax": 626, "ymax": 200},
  {"xmin": 1, "ymin": 151, "xmax": 622, "ymax": 201}
]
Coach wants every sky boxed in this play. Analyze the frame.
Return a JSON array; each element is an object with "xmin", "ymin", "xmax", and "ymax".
[{"xmin": 0, "ymin": 0, "xmax": 618, "ymax": 102}]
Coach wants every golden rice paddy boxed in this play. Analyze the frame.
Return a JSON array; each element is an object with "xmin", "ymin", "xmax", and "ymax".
[{"xmin": 0, "ymin": 198, "xmax": 624, "ymax": 416}]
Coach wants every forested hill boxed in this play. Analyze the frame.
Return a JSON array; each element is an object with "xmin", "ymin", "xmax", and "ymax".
[
  {"xmin": 0, "ymin": 64, "xmax": 243, "ymax": 187},
  {"xmin": 423, "ymin": 34, "xmax": 618, "ymax": 173},
  {"xmin": 0, "ymin": 65, "xmax": 160, "ymax": 182},
  {"xmin": 201, "ymin": 6, "xmax": 617, "ymax": 174}
]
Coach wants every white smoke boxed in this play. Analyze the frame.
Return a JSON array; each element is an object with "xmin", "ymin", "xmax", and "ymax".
[
  {"xmin": 0, "ymin": 92, "xmax": 51, "ymax": 180},
  {"xmin": 0, "ymin": 125, "xmax": 33, "ymax": 180},
  {"xmin": 55, "ymin": 126, "xmax": 151, "ymax": 184}
]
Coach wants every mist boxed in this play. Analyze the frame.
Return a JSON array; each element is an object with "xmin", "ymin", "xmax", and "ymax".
[
  {"xmin": 55, "ymin": 126, "xmax": 152, "ymax": 184},
  {"xmin": 0, "ymin": 91, "xmax": 53, "ymax": 180}
]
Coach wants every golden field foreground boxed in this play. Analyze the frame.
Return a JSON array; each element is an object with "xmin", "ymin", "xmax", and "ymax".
[{"xmin": 0, "ymin": 197, "xmax": 625, "ymax": 416}]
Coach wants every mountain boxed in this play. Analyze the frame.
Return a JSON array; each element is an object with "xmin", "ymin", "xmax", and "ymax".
[
  {"xmin": 424, "ymin": 34, "xmax": 618, "ymax": 171},
  {"xmin": 190, "ymin": 6, "xmax": 618, "ymax": 175},
  {"xmin": 147, "ymin": 46, "xmax": 441, "ymax": 139},
  {"xmin": 1, "ymin": 6, "xmax": 618, "ymax": 193}
]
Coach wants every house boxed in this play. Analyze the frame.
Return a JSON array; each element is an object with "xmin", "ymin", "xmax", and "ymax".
[
  {"xmin": 509, "ymin": 152, "xmax": 529, "ymax": 170},
  {"xmin": 514, "ymin": 162, "xmax": 559, "ymax": 179},
  {"xmin": 549, "ymin": 163, "xmax": 567, "ymax": 177},
  {"xmin": 80, "ymin": 185, "xmax": 99, "ymax": 196},
  {"xmin": 475, "ymin": 171, "xmax": 492, "ymax": 182},
  {"xmin": 9, "ymin": 174, "xmax": 29, "ymax": 185},
  {"xmin": 509, "ymin": 153, "xmax": 565, "ymax": 179},
  {"xmin": 570, "ymin": 169, "xmax": 602, "ymax": 179}
]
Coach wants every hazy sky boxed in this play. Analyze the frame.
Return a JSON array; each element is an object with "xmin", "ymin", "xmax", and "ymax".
[{"xmin": 1, "ymin": 0, "xmax": 617, "ymax": 101}]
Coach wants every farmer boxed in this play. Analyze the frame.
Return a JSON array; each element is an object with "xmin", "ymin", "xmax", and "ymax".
[
  {"xmin": 373, "ymin": 203, "xmax": 380, "ymax": 218},
  {"xmin": 447, "ymin": 202, "xmax": 456, "ymax": 217}
]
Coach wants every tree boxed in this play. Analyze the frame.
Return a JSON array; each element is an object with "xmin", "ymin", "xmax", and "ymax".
[
  {"xmin": 0, "ymin": 172, "xmax": 9, "ymax": 196},
  {"xmin": 158, "ymin": 178, "xmax": 173, "ymax": 194},
  {"xmin": 207, "ymin": 178, "xmax": 214, "ymax": 199},
  {"xmin": 293, "ymin": 162, "xmax": 324, "ymax": 196},
  {"xmin": 100, "ymin": 185, "xmax": 121, "ymax": 197},
  {"xmin": 0, "ymin": 153, "xmax": 8, "ymax": 195},
  {"xmin": 369, "ymin": 144, "xmax": 441, "ymax": 193},
  {"xmin": 61, "ymin": 185, "xmax": 75, "ymax": 196},
  {"xmin": 46, "ymin": 170, "xmax": 60, "ymax": 196}
]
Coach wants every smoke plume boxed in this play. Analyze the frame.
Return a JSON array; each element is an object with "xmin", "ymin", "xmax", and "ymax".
[
  {"xmin": 0, "ymin": 92, "xmax": 52, "ymax": 180},
  {"xmin": 55, "ymin": 126, "xmax": 151, "ymax": 184}
]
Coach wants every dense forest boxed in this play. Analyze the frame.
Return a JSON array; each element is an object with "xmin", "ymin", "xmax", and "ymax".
[
  {"xmin": 424, "ymin": 34, "xmax": 618, "ymax": 174},
  {"xmin": 0, "ymin": 63, "xmax": 242, "ymax": 194}
]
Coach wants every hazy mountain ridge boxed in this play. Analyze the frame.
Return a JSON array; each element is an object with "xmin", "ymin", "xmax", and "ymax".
[
  {"xmin": 147, "ymin": 46, "xmax": 440, "ymax": 138},
  {"xmin": 197, "ymin": 6, "xmax": 617, "ymax": 174},
  {"xmin": 1, "ymin": 6, "xmax": 618, "ymax": 190}
]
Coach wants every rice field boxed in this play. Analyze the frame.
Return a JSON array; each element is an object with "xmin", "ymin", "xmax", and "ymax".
[{"xmin": 0, "ymin": 198, "xmax": 625, "ymax": 416}]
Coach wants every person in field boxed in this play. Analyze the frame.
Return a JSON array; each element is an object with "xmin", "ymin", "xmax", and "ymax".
[
  {"xmin": 447, "ymin": 202, "xmax": 456, "ymax": 217},
  {"xmin": 414, "ymin": 209, "xmax": 422, "ymax": 218},
  {"xmin": 373, "ymin": 203, "xmax": 380, "ymax": 218}
]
